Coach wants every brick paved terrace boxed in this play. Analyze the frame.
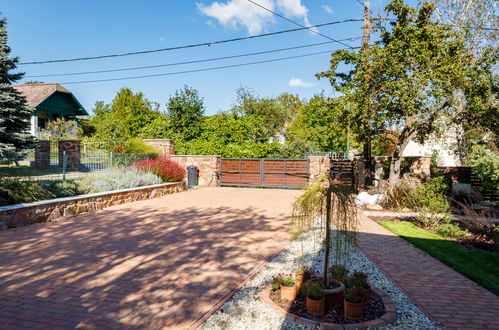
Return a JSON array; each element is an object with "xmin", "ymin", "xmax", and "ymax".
[{"xmin": 0, "ymin": 188, "xmax": 300, "ymax": 329}]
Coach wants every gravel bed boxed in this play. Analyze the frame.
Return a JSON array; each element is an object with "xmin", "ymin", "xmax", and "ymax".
[{"xmin": 201, "ymin": 222, "xmax": 439, "ymax": 330}]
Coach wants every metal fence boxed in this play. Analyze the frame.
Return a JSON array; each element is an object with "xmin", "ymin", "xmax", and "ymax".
[{"xmin": 0, "ymin": 151, "xmax": 153, "ymax": 182}]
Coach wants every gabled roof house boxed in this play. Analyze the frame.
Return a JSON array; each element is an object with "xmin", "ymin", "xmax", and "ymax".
[{"xmin": 14, "ymin": 83, "xmax": 88, "ymax": 137}]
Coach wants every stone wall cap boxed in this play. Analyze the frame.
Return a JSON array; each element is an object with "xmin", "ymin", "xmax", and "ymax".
[
  {"xmin": 172, "ymin": 155, "xmax": 221, "ymax": 157},
  {"xmin": 0, "ymin": 182, "xmax": 182, "ymax": 212}
]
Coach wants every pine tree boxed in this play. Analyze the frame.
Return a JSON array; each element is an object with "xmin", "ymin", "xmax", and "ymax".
[{"xmin": 0, "ymin": 17, "xmax": 35, "ymax": 163}]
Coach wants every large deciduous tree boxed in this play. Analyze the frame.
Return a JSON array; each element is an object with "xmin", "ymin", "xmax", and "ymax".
[
  {"xmin": 166, "ymin": 85, "xmax": 205, "ymax": 142},
  {"xmin": 0, "ymin": 17, "xmax": 35, "ymax": 163},
  {"xmin": 318, "ymin": 0, "xmax": 473, "ymax": 185}
]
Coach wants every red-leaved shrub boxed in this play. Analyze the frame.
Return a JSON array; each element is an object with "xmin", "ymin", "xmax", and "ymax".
[{"xmin": 133, "ymin": 158, "xmax": 186, "ymax": 183}]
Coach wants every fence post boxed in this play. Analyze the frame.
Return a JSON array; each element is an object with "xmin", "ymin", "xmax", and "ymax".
[{"xmin": 62, "ymin": 151, "xmax": 67, "ymax": 181}]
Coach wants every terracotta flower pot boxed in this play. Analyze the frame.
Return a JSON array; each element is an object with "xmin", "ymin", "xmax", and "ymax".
[
  {"xmin": 344, "ymin": 299, "xmax": 364, "ymax": 320},
  {"xmin": 306, "ymin": 297, "xmax": 325, "ymax": 315},
  {"xmin": 280, "ymin": 284, "xmax": 297, "ymax": 301}
]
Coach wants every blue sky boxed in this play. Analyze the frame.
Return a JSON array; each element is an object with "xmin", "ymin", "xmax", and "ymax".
[{"xmin": 4, "ymin": 0, "xmax": 389, "ymax": 115}]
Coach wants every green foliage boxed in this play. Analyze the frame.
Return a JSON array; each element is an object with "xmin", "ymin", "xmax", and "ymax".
[
  {"xmin": 87, "ymin": 89, "xmax": 165, "ymax": 141},
  {"xmin": 385, "ymin": 177, "xmax": 450, "ymax": 213},
  {"xmin": 0, "ymin": 178, "xmax": 54, "ymax": 206},
  {"xmin": 379, "ymin": 220, "xmax": 499, "ymax": 295},
  {"xmin": 271, "ymin": 276, "xmax": 282, "ymax": 290},
  {"xmin": 301, "ymin": 280, "xmax": 324, "ymax": 300},
  {"xmin": 77, "ymin": 168, "xmax": 162, "ymax": 194},
  {"xmin": 40, "ymin": 118, "xmax": 82, "ymax": 140},
  {"xmin": 119, "ymin": 138, "xmax": 159, "ymax": 157},
  {"xmin": 317, "ymin": 0, "xmax": 478, "ymax": 184},
  {"xmin": 287, "ymin": 95, "xmax": 357, "ymax": 154},
  {"xmin": 329, "ymin": 264, "xmax": 348, "ymax": 282},
  {"xmin": 467, "ymin": 146, "xmax": 499, "ymax": 195},
  {"xmin": 278, "ymin": 275, "xmax": 295, "ymax": 287},
  {"xmin": 409, "ymin": 177, "xmax": 450, "ymax": 213},
  {"xmin": 436, "ymin": 219, "xmax": 469, "ymax": 239},
  {"xmin": 39, "ymin": 180, "xmax": 79, "ymax": 198},
  {"xmin": 166, "ymin": 85, "xmax": 205, "ymax": 142},
  {"xmin": 0, "ymin": 17, "xmax": 35, "ymax": 164}
]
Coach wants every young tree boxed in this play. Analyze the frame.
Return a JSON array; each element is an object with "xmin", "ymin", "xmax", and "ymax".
[
  {"xmin": 166, "ymin": 85, "xmax": 205, "ymax": 142},
  {"xmin": 318, "ymin": 0, "xmax": 472, "ymax": 185},
  {"xmin": 0, "ymin": 17, "xmax": 35, "ymax": 163}
]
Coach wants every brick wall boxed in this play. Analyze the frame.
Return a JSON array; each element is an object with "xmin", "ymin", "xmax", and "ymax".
[
  {"xmin": 308, "ymin": 156, "xmax": 330, "ymax": 178},
  {"xmin": 171, "ymin": 155, "xmax": 220, "ymax": 187}
]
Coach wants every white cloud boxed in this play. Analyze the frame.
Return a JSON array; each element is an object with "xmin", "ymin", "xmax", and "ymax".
[
  {"xmin": 158, "ymin": 36, "xmax": 165, "ymax": 42},
  {"xmin": 197, "ymin": 0, "xmax": 314, "ymax": 35},
  {"xmin": 289, "ymin": 77, "xmax": 313, "ymax": 87},
  {"xmin": 321, "ymin": 4, "xmax": 333, "ymax": 14}
]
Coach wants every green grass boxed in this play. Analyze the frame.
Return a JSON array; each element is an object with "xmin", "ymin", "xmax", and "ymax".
[{"xmin": 378, "ymin": 220, "xmax": 499, "ymax": 296}]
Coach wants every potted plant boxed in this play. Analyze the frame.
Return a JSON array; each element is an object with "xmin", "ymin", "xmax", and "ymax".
[
  {"xmin": 344, "ymin": 287, "xmax": 367, "ymax": 320},
  {"xmin": 295, "ymin": 265, "xmax": 312, "ymax": 291},
  {"xmin": 351, "ymin": 271, "xmax": 371, "ymax": 302},
  {"xmin": 330, "ymin": 264, "xmax": 348, "ymax": 283},
  {"xmin": 302, "ymin": 280, "xmax": 325, "ymax": 315},
  {"xmin": 271, "ymin": 275, "xmax": 281, "ymax": 291},
  {"xmin": 291, "ymin": 174, "xmax": 358, "ymax": 309},
  {"xmin": 279, "ymin": 274, "xmax": 297, "ymax": 301}
]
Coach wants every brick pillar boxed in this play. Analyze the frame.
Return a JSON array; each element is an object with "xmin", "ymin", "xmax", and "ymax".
[
  {"xmin": 410, "ymin": 156, "xmax": 431, "ymax": 178},
  {"xmin": 35, "ymin": 140, "xmax": 51, "ymax": 169},
  {"xmin": 58, "ymin": 140, "xmax": 80, "ymax": 171},
  {"xmin": 308, "ymin": 156, "xmax": 331, "ymax": 178},
  {"xmin": 143, "ymin": 139, "xmax": 175, "ymax": 158}
]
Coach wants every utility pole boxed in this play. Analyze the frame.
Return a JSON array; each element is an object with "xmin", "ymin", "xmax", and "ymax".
[{"xmin": 362, "ymin": 1, "xmax": 373, "ymax": 186}]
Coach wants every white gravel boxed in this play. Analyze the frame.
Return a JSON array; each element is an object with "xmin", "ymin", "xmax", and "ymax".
[{"xmin": 201, "ymin": 221, "xmax": 439, "ymax": 330}]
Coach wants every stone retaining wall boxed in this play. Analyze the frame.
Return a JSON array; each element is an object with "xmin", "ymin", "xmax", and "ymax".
[{"xmin": 0, "ymin": 182, "xmax": 186, "ymax": 230}]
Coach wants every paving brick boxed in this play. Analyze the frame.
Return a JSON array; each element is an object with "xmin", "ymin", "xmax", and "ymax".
[
  {"xmin": 358, "ymin": 214, "xmax": 499, "ymax": 329},
  {"xmin": 0, "ymin": 188, "xmax": 300, "ymax": 329}
]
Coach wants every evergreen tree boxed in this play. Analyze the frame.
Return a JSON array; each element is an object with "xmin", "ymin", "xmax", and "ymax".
[{"xmin": 0, "ymin": 17, "xmax": 35, "ymax": 163}]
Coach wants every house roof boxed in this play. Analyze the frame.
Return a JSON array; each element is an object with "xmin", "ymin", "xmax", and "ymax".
[
  {"xmin": 13, "ymin": 83, "xmax": 88, "ymax": 116},
  {"xmin": 14, "ymin": 83, "xmax": 71, "ymax": 107}
]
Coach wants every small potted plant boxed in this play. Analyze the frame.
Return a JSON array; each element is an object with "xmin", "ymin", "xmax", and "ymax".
[
  {"xmin": 271, "ymin": 276, "xmax": 281, "ymax": 291},
  {"xmin": 344, "ymin": 287, "xmax": 367, "ymax": 320},
  {"xmin": 278, "ymin": 274, "xmax": 297, "ymax": 301},
  {"xmin": 351, "ymin": 271, "xmax": 371, "ymax": 302},
  {"xmin": 302, "ymin": 280, "xmax": 325, "ymax": 315},
  {"xmin": 295, "ymin": 265, "xmax": 312, "ymax": 291},
  {"xmin": 330, "ymin": 264, "xmax": 348, "ymax": 283}
]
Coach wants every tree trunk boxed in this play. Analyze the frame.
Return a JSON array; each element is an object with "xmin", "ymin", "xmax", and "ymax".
[{"xmin": 388, "ymin": 117, "xmax": 416, "ymax": 186}]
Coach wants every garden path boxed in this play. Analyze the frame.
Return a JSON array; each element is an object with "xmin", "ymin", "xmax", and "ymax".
[
  {"xmin": 0, "ymin": 187, "xmax": 300, "ymax": 329},
  {"xmin": 357, "ymin": 214, "xmax": 499, "ymax": 329}
]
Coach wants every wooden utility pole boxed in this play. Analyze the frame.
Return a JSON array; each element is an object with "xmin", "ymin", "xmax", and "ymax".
[{"xmin": 362, "ymin": 1, "xmax": 373, "ymax": 186}]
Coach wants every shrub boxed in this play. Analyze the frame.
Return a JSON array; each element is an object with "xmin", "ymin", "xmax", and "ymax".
[
  {"xmin": 0, "ymin": 178, "xmax": 54, "ymax": 206},
  {"xmin": 383, "ymin": 177, "xmax": 450, "ymax": 213},
  {"xmin": 344, "ymin": 287, "xmax": 367, "ymax": 303},
  {"xmin": 467, "ymin": 146, "xmax": 499, "ymax": 196},
  {"xmin": 77, "ymin": 168, "xmax": 162, "ymax": 194},
  {"xmin": 133, "ymin": 158, "xmax": 186, "ymax": 182},
  {"xmin": 416, "ymin": 213, "xmax": 446, "ymax": 228},
  {"xmin": 436, "ymin": 220, "xmax": 469, "ymax": 239},
  {"xmin": 39, "ymin": 180, "xmax": 79, "ymax": 198},
  {"xmin": 278, "ymin": 274, "xmax": 295, "ymax": 287},
  {"xmin": 329, "ymin": 264, "xmax": 348, "ymax": 282},
  {"xmin": 120, "ymin": 138, "xmax": 159, "ymax": 157}
]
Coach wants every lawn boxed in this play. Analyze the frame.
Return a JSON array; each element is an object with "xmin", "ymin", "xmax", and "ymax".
[{"xmin": 378, "ymin": 220, "xmax": 499, "ymax": 296}]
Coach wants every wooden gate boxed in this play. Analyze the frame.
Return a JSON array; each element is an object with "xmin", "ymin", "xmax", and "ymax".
[
  {"xmin": 331, "ymin": 160, "xmax": 354, "ymax": 187},
  {"xmin": 220, "ymin": 158, "xmax": 309, "ymax": 188}
]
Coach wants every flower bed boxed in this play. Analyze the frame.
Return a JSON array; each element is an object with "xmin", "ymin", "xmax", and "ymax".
[{"xmin": 201, "ymin": 223, "xmax": 438, "ymax": 329}]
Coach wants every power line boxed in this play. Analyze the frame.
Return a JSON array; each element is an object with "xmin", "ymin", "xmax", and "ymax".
[
  {"xmin": 246, "ymin": 0, "xmax": 354, "ymax": 49},
  {"xmin": 25, "ymin": 37, "xmax": 361, "ymax": 78},
  {"xmin": 59, "ymin": 47, "xmax": 360, "ymax": 85},
  {"xmin": 19, "ymin": 19, "xmax": 364, "ymax": 65}
]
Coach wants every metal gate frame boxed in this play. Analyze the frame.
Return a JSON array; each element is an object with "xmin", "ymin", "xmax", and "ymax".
[{"xmin": 220, "ymin": 158, "xmax": 309, "ymax": 189}]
